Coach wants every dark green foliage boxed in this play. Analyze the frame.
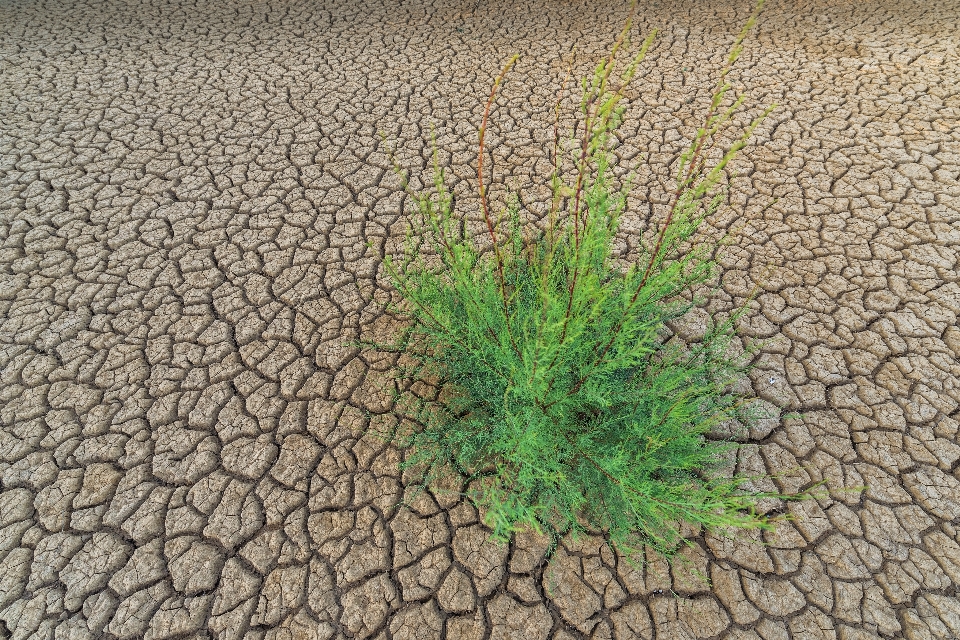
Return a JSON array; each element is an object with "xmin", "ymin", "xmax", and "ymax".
[{"xmin": 381, "ymin": 1, "xmax": 801, "ymax": 559}]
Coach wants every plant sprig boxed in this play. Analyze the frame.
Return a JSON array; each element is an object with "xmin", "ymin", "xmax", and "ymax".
[{"xmin": 378, "ymin": 0, "xmax": 812, "ymax": 560}]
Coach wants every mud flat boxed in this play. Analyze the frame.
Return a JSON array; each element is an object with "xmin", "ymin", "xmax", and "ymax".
[{"xmin": 1, "ymin": 0, "xmax": 960, "ymax": 637}]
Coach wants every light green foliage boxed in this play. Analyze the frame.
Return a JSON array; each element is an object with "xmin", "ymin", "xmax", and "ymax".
[{"xmin": 381, "ymin": 1, "xmax": 801, "ymax": 559}]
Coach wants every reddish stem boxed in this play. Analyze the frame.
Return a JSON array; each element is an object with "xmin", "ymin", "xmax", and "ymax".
[
  {"xmin": 478, "ymin": 55, "xmax": 518, "ymax": 308},
  {"xmin": 477, "ymin": 55, "xmax": 522, "ymax": 358}
]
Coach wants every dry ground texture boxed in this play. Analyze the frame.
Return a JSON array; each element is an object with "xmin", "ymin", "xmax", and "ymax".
[{"xmin": 2, "ymin": 0, "xmax": 960, "ymax": 638}]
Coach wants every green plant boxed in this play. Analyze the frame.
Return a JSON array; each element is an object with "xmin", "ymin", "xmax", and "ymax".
[{"xmin": 380, "ymin": 1, "xmax": 801, "ymax": 559}]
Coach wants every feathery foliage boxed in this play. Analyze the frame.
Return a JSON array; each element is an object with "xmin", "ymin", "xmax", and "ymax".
[{"xmin": 382, "ymin": 1, "xmax": 800, "ymax": 559}]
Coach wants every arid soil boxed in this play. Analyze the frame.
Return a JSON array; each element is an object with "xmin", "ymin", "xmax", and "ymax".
[{"xmin": 2, "ymin": 0, "xmax": 960, "ymax": 638}]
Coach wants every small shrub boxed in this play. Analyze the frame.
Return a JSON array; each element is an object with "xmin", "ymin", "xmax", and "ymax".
[{"xmin": 380, "ymin": 0, "xmax": 801, "ymax": 559}]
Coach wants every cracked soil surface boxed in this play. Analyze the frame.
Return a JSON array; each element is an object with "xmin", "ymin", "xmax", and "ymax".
[{"xmin": 2, "ymin": 0, "xmax": 960, "ymax": 638}]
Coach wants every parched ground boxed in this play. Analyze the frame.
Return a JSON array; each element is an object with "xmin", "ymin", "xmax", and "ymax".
[{"xmin": 2, "ymin": 0, "xmax": 960, "ymax": 638}]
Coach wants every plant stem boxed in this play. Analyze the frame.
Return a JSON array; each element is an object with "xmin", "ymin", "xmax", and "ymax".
[{"xmin": 477, "ymin": 54, "xmax": 523, "ymax": 359}]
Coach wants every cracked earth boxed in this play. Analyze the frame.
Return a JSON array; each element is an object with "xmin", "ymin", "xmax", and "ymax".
[{"xmin": 1, "ymin": 0, "xmax": 960, "ymax": 638}]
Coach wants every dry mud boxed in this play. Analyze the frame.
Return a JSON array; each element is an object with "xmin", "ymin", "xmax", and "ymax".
[{"xmin": 2, "ymin": 0, "xmax": 960, "ymax": 638}]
